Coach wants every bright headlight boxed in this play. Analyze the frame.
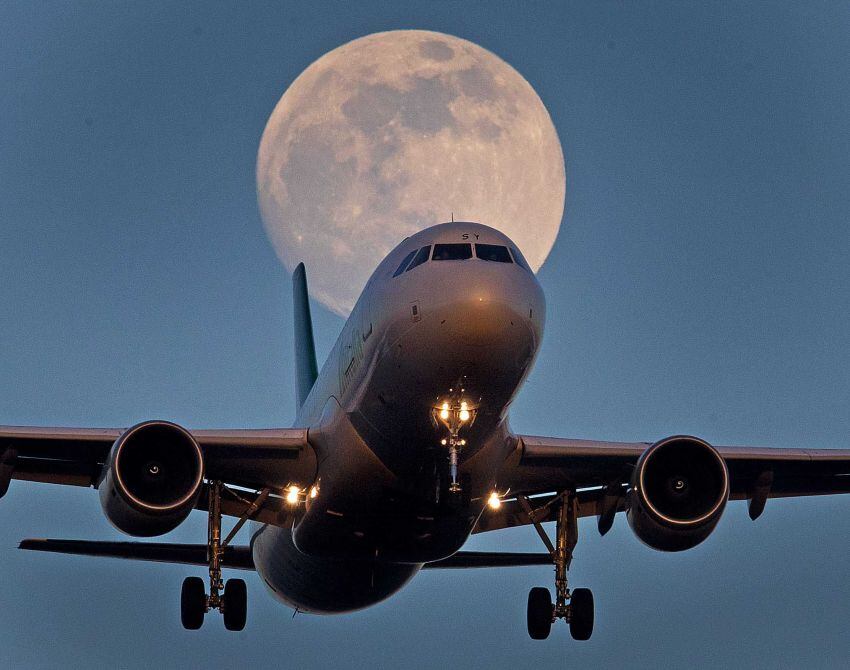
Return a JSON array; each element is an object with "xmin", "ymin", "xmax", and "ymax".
[{"xmin": 285, "ymin": 485, "xmax": 301, "ymax": 505}]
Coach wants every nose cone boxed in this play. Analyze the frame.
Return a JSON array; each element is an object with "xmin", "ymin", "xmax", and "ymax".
[
  {"xmin": 444, "ymin": 297, "xmax": 524, "ymax": 346},
  {"xmin": 443, "ymin": 294, "xmax": 532, "ymax": 346},
  {"xmin": 427, "ymin": 261, "xmax": 545, "ymax": 351},
  {"xmin": 362, "ymin": 249, "xmax": 546, "ymax": 478}
]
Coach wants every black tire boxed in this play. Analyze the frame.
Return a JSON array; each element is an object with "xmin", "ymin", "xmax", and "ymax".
[
  {"xmin": 223, "ymin": 579, "xmax": 248, "ymax": 631},
  {"xmin": 527, "ymin": 587, "xmax": 553, "ymax": 640},
  {"xmin": 569, "ymin": 588, "xmax": 594, "ymax": 641},
  {"xmin": 181, "ymin": 577, "xmax": 206, "ymax": 630}
]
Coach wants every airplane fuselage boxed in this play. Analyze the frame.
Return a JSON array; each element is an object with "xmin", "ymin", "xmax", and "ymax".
[{"xmin": 251, "ymin": 222, "xmax": 545, "ymax": 613}]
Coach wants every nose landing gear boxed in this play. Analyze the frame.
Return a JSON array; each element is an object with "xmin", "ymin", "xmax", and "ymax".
[
  {"xmin": 519, "ymin": 491, "xmax": 595, "ymax": 641},
  {"xmin": 432, "ymin": 387, "xmax": 479, "ymax": 497}
]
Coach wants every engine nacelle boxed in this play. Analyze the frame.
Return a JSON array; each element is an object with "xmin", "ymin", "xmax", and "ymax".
[
  {"xmin": 627, "ymin": 436, "xmax": 729, "ymax": 552},
  {"xmin": 99, "ymin": 421, "xmax": 204, "ymax": 537}
]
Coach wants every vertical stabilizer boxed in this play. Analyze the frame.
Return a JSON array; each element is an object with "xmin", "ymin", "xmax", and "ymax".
[{"xmin": 292, "ymin": 263, "xmax": 318, "ymax": 409}]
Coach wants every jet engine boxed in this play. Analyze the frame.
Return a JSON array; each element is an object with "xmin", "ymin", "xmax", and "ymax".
[
  {"xmin": 627, "ymin": 436, "xmax": 729, "ymax": 551},
  {"xmin": 99, "ymin": 421, "xmax": 204, "ymax": 537}
]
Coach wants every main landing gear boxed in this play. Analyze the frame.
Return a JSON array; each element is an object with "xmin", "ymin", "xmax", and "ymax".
[
  {"xmin": 181, "ymin": 480, "xmax": 260, "ymax": 631},
  {"xmin": 519, "ymin": 491, "xmax": 594, "ymax": 641}
]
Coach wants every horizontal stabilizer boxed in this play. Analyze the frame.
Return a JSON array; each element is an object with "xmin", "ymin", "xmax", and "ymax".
[
  {"xmin": 19, "ymin": 539, "xmax": 254, "ymax": 570},
  {"xmin": 20, "ymin": 540, "xmax": 550, "ymax": 571},
  {"xmin": 423, "ymin": 551, "xmax": 552, "ymax": 569}
]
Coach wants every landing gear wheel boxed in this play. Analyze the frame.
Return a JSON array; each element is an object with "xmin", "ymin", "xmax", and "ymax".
[
  {"xmin": 569, "ymin": 588, "xmax": 594, "ymax": 641},
  {"xmin": 222, "ymin": 579, "xmax": 247, "ymax": 631},
  {"xmin": 527, "ymin": 587, "xmax": 553, "ymax": 640},
  {"xmin": 181, "ymin": 576, "xmax": 206, "ymax": 630}
]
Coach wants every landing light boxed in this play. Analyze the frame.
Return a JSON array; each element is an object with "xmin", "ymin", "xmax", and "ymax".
[
  {"xmin": 487, "ymin": 492, "xmax": 502, "ymax": 510},
  {"xmin": 309, "ymin": 485, "xmax": 319, "ymax": 499},
  {"xmin": 432, "ymin": 396, "xmax": 479, "ymax": 435},
  {"xmin": 285, "ymin": 485, "xmax": 301, "ymax": 505}
]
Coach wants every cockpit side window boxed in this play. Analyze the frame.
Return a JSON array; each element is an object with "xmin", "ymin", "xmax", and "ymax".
[
  {"xmin": 432, "ymin": 243, "xmax": 473, "ymax": 261},
  {"xmin": 406, "ymin": 245, "xmax": 431, "ymax": 272},
  {"xmin": 510, "ymin": 246, "xmax": 532, "ymax": 272},
  {"xmin": 392, "ymin": 249, "xmax": 417, "ymax": 277},
  {"xmin": 475, "ymin": 244, "xmax": 513, "ymax": 263}
]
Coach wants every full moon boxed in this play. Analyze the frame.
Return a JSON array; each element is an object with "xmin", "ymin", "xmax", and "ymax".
[{"xmin": 257, "ymin": 30, "xmax": 565, "ymax": 316}]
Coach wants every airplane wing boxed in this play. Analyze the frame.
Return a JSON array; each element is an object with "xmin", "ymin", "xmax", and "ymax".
[
  {"xmin": 0, "ymin": 425, "xmax": 316, "ymax": 526},
  {"xmin": 478, "ymin": 434, "xmax": 850, "ymax": 534}
]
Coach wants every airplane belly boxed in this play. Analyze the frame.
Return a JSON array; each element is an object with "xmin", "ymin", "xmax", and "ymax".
[
  {"xmin": 251, "ymin": 523, "xmax": 419, "ymax": 614},
  {"xmin": 296, "ymin": 397, "xmax": 481, "ymax": 562}
]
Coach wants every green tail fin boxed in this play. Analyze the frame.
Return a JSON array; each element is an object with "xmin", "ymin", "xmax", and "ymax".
[{"xmin": 292, "ymin": 263, "xmax": 318, "ymax": 409}]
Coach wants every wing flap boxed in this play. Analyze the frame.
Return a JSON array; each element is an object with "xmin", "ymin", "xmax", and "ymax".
[
  {"xmin": 11, "ymin": 457, "xmax": 100, "ymax": 487},
  {"xmin": 195, "ymin": 483, "xmax": 293, "ymax": 528},
  {"xmin": 474, "ymin": 489, "xmax": 616, "ymax": 534}
]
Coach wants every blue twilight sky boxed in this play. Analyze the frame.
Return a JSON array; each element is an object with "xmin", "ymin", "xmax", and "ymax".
[{"xmin": 2, "ymin": 2, "xmax": 850, "ymax": 668}]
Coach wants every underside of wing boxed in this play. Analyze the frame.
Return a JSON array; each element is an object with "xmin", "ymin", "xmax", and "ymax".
[
  {"xmin": 0, "ymin": 423, "xmax": 317, "ymax": 530},
  {"xmin": 484, "ymin": 433, "xmax": 850, "ymax": 536}
]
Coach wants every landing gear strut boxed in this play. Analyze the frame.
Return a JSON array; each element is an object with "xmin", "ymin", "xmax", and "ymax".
[
  {"xmin": 180, "ymin": 480, "xmax": 252, "ymax": 631},
  {"xmin": 432, "ymin": 386, "xmax": 478, "ymax": 497},
  {"xmin": 519, "ymin": 491, "xmax": 594, "ymax": 641}
]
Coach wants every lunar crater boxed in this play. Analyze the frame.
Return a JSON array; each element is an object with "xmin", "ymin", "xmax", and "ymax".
[{"xmin": 420, "ymin": 39, "xmax": 454, "ymax": 62}]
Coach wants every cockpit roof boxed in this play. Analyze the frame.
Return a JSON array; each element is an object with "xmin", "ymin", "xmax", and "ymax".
[{"xmin": 399, "ymin": 221, "xmax": 516, "ymax": 248}]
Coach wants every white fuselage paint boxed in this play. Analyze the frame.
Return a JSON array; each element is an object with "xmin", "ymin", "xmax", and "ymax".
[{"xmin": 251, "ymin": 222, "xmax": 545, "ymax": 613}]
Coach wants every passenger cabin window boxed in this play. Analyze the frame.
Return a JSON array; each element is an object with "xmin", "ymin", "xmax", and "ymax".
[
  {"xmin": 393, "ymin": 249, "xmax": 417, "ymax": 277},
  {"xmin": 432, "ymin": 243, "xmax": 473, "ymax": 261},
  {"xmin": 510, "ymin": 246, "xmax": 532, "ymax": 272},
  {"xmin": 475, "ymin": 244, "xmax": 513, "ymax": 263},
  {"xmin": 406, "ymin": 245, "xmax": 431, "ymax": 272}
]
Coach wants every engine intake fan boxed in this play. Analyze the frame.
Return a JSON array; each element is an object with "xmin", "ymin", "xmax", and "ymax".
[
  {"xmin": 627, "ymin": 435, "xmax": 729, "ymax": 551},
  {"xmin": 99, "ymin": 421, "xmax": 204, "ymax": 537}
]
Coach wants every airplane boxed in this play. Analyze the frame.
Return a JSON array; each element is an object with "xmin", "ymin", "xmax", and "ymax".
[{"xmin": 4, "ymin": 220, "xmax": 850, "ymax": 640}]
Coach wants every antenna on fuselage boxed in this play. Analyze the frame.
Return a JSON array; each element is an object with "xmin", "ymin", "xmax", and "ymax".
[{"xmin": 451, "ymin": 212, "xmax": 454, "ymax": 222}]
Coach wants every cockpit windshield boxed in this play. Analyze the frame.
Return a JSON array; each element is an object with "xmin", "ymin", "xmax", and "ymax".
[
  {"xmin": 475, "ymin": 244, "xmax": 512, "ymax": 263},
  {"xmin": 432, "ymin": 244, "xmax": 473, "ymax": 261},
  {"xmin": 406, "ymin": 245, "xmax": 431, "ymax": 271},
  {"xmin": 393, "ymin": 241, "xmax": 529, "ymax": 277},
  {"xmin": 510, "ymin": 246, "xmax": 532, "ymax": 272},
  {"xmin": 392, "ymin": 249, "xmax": 418, "ymax": 277}
]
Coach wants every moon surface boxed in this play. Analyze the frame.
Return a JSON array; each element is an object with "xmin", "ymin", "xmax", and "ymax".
[{"xmin": 257, "ymin": 30, "xmax": 565, "ymax": 316}]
